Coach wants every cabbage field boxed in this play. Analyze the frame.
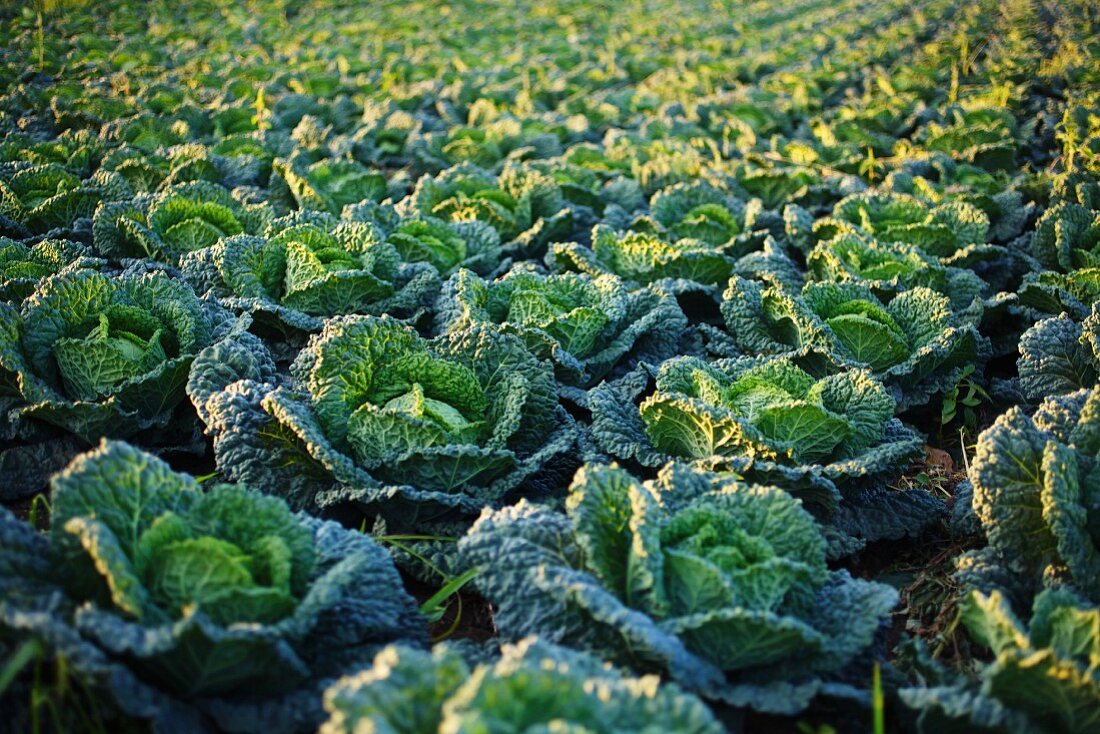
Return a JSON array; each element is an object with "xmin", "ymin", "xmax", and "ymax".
[{"xmin": 0, "ymin": 0, "xmax": 1098, "ymax": 731}]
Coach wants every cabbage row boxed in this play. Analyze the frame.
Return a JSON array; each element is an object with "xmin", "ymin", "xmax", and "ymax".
[{"xmin": 0, "ymin": 0, "xmax": 1098, "ymax": 732}]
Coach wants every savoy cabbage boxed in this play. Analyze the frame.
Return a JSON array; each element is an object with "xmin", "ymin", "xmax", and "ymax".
[
  {"xmin": 189, "ymin": 314, "xmax": 578, "ymax": 527},
  {"xmin": 806, "ymin": 232, "xmax": 987, "ymax": 312},
  {"xmin": 0, "ymin": 237, "xmax": 98, "ymax": 304},
  {"xmin": 547, "ymin": 223, "xmax": 787, "ymax": 292},
  {"xmin": 901, "ymin": 588, "xmax": 1100, "ymax": 734},
  {"xmin": 0, "ymin": 265, "xmax": 247, "ymax": 497},
  {"xmin": 718, "ymin": 277, "xmax": 988, "ymax": 409},
  {"xmin": 180, "ymin": 211, "xmax": 440, "ymax": 344},
  {"xmin": 589, "ymin": 355, "xmax": 924, "ymax": 512},
  {"xmin": 642, "ymin": 181, "xmax": 770, "ymax": 250},
  {"xmin": 320, "ymin": 638, "xmax": 723, "ymax": 734},
  {"xmin": 401, "ymin": 162, "xmax": 572, "ymax": 257},
  {"xmin": 434, "ymin": 265, "xmax": 688, "ymax": 389},
  {"xmin": 92, "ymin": 180, "xmax": 272, "ymax": 263},
  {"xmin": 1015, "ymin": 307, "xmax": 1100, "ymax": 402},
  {"xmin": 958, "ymin": 387, "xmax": 1100, "ymax": 605},
  {"xmin": 811, "ymin": 191, "xmax": 1002, "ymax": 269},
  {"xmin": 459, "ymin": 463, "xmax": 897, "ymax": 714},
  {"xmin": 0, "ymin": 163, "xmax": 124, "ymax": 235},
  {"xmin": 0, "ymin": 440, "xmax": 426, "ymax": 733},
  {"xmin": 273, "ymin": 155, "xmax": 388, "ymax": 215},
  {"xmin": 1030, "ymin": 184, "xmax": 1100, "ymax": 272}
]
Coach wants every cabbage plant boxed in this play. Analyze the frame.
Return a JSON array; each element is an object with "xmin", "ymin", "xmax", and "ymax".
[
  {"xmin": 1015, "ymin": 307, "xmax": 1100, "ymax": 402},
  {"xmin": 386, "ymin": 216, "xmax": 503, "ymax": 276},
  {"xmin": 549, "ymin": 223, "xmax": 741, "ymax": 289},
  {"xmin": 0, "ymin": 441, "xmax": 426, "ymax": 733},
  {"xmin": 719, "ymin": 277, "xmax": 987, "ymax": 409},
  {"xmin": 0, "ymin": 237, "xmax": 97, "ymax": 303},
  {"xmin": 93, "ymin": 180, "xmax": 272, "ymax": 263},
  {"xmin": 0, "ymin": 163, "xmax": 119, "ymax": 234},
  {"xmin": 958, "ymin": 387, "xmax": 1100, "ymax": 604},
  {"xmin": 0, "ymin": 266, "xmax": 239, "ymax": 447},
  {"xmin": 885, "ymin": 164, "xmax": 1031, "ymax": 243},
  {"xmin": 732, "ymin": 162, "xmax": 859, "ymax": 211},
  {"xmin": 901, "ymin": 588, "xmax": 1100, "ymax": 734},
  {"xmin": 189, "ymin": 314, "xmax": 578, "ymax": 526},
  {"xmin": 344, "ymin": 201, "xmax": 507, "ymax": 277},
  {"xmin": 180, "ymin": 212, "xmax": 441, "ymax": 339},
  {"xmin": 402, "ymin": 162, "xmax": 572, "ymax": 256},
  {"xmin": 807, "ymin": 233, "xmax": 986, "ymax": 311},
  {"xmin": 591, "ymin": 355, "xmax": 921, "ymax": 500},
  {"xmin": 435, "ymin": 266, "xmax": 687, "ymax": 388},
  {"xmin": 273, "ymin": 156, "xmax": 387, "ymax": 215},
  {"xmin": 550, "ymin": 210, "xmax": 802, "ymax": 294},
  {"xmin": 410, "ymin": 115, "xmax": 566, "ymax": 172},
  {"xmin": 1018, "ymin": 267, "xmax": 1100, "ymax": 321},
  {"xmin": 320, "ymin": 638, "xmax": 723, "ymax": 734},
  {"xmin": 587, "ymin": 356, "xmax": 938, "ymax": 543},
  {"xmin": 527, "ymin": 154, "xmax": 645, "ymax": 223},
  {"xmin": 813, "ymin": 191, "xmax": 999, "ymax": 268},
  {"xmin": 646, "ymin": 181, "xmax": 769, "ymax": 250},
  {"xmin": 459, "ymin": 463, "xmax": 897, "ymax": 715},
  {"xmin": 1031, "ymin": 199, "xmax": 1100, "ymax": 271}
]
